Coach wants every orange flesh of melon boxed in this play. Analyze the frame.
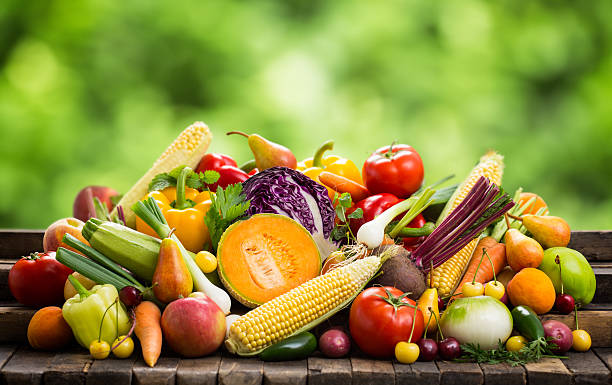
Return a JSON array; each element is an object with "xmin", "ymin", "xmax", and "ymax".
[{"xmin": 217, "ymin": 214, "xmax": 321, "ymax": 307}]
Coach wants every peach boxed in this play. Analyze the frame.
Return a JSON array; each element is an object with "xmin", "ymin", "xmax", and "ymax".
[
  {"xmin": 43, "ymin": 217, "xmax": 89, "ymax": 253},
  {"xmin": 73, "ymin": 186, "xmax": 118, "ymax": 222},
  {"xmin": 161, "ymin": 297, "xmax": 226, "ymax": 357}
]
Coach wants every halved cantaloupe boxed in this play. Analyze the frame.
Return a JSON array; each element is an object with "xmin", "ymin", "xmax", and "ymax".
[{"xmin": 217, "ymin": 214, "xmax": 321, "ymax": 308}]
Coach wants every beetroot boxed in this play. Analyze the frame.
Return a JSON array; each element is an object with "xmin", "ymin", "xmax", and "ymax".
[{"xmin": 319, "ymin": 329, "xmax": 351, "ymax": 358}]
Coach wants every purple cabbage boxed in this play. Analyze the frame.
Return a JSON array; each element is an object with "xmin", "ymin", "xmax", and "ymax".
[{"xmin": 242, "ymin": 167, "xmax": 336, "ymax": 258}]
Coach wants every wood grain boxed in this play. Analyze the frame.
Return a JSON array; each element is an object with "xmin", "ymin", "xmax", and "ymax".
[
  {"xmin": 44, "ymin": 349, "xmax": 92, "ymax": 385},
  {"xmin": 407, "ymin": 361, "xmax": 441, "ymax": 385},
  {"xmin": 218, "ymin": 357, "xmax": 263, "ymax": 385},
  {"xmin": 307, "ymin": 357, "xmax": 351, "ymax": 385},
  {"xmin": 176, "ymin": 355, "xmax": 221, "ymax": 385},
  {"xmin": 350, "ymin": 357, "xmax": 395, "ymax": 385},
  {"xmin": 1, "ymin": 346, "xmax": 54, "ymax": 385},
  {"xmin": 0, "ymin": 306, "xmax": 35, "ymax": 343},
  {"xmin": 479, "ymin": 363, "xmax": 525, "ymax": 385},
  {"xmin": 568, "ymin": 231, "xmax": 612, "ymax": 261},
  {"xmin": 436, "ymin": 361, "xmax": 482, "ymax": 385},
  {"xmin": 563, "ymin": 351, "xmax": 610, "ymax": 385},
  {"xmin": 0, "ymin": 230, "xmax": 44, "ymax": 259},
  {"xmin": 132, "ymin": 356, "xmax": 179, "ymax": 385},
  {"xmin": 592, "ymin": 262, "xmax": 612, "ymax": 304},
  {"xmin": 541, "ymin": 309, "xmax": 612, "ymax": 348},
  {"xmin": 524, "ymin": 358, "xmax": 571, "ymax": 385},
  {"xmin": 263, "ymin": 360, "xmax": 307, "ymax": 385},
  {"xmin": 86, "ymin": 355, "xmax": 136, "ymax": 385},
  {"xmin": 594, "ymin": 348, "xmax": 612, "ymax": 371}
]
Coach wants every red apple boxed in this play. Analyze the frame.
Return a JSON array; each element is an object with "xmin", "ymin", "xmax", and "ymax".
[
  {"xmin": 73, "ymin": 186, "xmax": 118, "ymax": 222},
  {"xmin": 43, "ymin": 218, "xmax": 89, "ymax": 253},
  {"xmin": 161, "ymin": 297, "xmax": 226, "ymax": 357}
]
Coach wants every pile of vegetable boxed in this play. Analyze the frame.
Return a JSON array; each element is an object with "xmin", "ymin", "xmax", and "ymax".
[{"xmin": 9, "ymin": 121, "xmax": 597, "ymax": 366}]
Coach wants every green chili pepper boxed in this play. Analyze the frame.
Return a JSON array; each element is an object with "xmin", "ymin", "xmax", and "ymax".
[
  {"xmin": 511, "ymin": 305, "xmax": 545, "ymax": 341},
  {"xmin": 259, "ymin": 332, "xmax": 317, "ymax": 361}
]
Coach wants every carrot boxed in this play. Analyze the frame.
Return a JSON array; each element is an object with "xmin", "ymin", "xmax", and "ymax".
[
  {"xmin": 455, "ymin": 236, "xmax": 506, "ymax": 296},
  {"xmin": 318, "ymin": 171, "xmax": 370, "ymax": 202},
  {"xmin": 134, "ymin": 301, "xmax": 162, "ymax": 367}
]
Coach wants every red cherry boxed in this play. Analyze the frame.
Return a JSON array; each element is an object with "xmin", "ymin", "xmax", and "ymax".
[{"xmin": 555, "ymin": 293, "xmax": 575, "ymax": 315}]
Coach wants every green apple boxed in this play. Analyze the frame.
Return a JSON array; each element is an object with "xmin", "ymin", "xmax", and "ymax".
[{"xmin": 539, "ymin": 247, "xmax": 596, "ymax": 306}]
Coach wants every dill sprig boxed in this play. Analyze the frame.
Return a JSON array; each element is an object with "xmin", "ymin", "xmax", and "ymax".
[{"xmin": 456, "ymin": 339, "xmax": 567, "ymax": 366}]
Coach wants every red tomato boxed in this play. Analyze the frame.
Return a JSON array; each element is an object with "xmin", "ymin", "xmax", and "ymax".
[
  {"xmin": 8, "ymin": 252, "xmax": 73, "ymax": 307},
  {"xmin": 349, "ymin": 286, "xmax": 424, "ymax": 358},
  {"xmin": 195, "ymin": 153, "xmax": 237, "ymax": 170},
  {"xmin": 362, "ymin": 144, "xmax": 424, "ymax": 198}
]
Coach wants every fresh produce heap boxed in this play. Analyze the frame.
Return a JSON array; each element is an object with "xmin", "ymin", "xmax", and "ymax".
[{"xmin": 11, "ymin": 122, "xmax": 597, "ymax": 365}]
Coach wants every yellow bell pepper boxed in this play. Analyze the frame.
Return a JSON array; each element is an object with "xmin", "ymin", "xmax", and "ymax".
[
  {"xmin": 298, "ymin": 140, "xmax": 363, "ymax": 199},
  {"xmin": 136, "ymin": 168, "xmax": 213, "ymax": 253}
]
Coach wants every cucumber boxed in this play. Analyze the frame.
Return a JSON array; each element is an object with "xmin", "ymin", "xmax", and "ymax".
[{"xmin": 82, "ymin": 218, "xmax": 222, "ymax": 286}]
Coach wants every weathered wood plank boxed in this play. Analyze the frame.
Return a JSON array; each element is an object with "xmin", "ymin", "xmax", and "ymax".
[
  {"xmin": 218, "ymin": 357, "xmax": 263, "ymax": 385},
  {"xmin": 0, "ymin": 306, "xmax": 36, "ymax": 343},
  {"xmin": 86, "ymin": 355, "xmax": 136, "ymax": 385},
  {"xmin": 392, "ymin": 361, "xmax": 413, "ymax": 384},
  {"xmin": 263, "ymin": 360, "xmax": 307, "ymax": 385},
  {"xmin": 44, "ymin": 349, "xmax": 92, "ymax": 385},
  {"xmin": 594, "ymin": 348, "xmax": 612, "ymax": 371},
  {"xmin": 0, "ymin": 345, "xmax": 16, "ymax": 370},
  {"xmin": 592, "ymin": 263, "xmax": 612, "ymax": 304},
  {"xmin": 176, "ymin": 354, "xmax": 221, "ymax": 385},
  {"xmin": 568, "ymin": 231, "xmax": 612, "ymax": 261},
  {"xmin": 0, "ymin": 230, "xmax": 44, "ymax": 258},
  {"xmin": 562, "ymin": 351, "xmax": 610, "ymax": 385},
  {"xmin": 542, "ymin": 309, "xmax": 612, "ymax": 348},
  {"xmin": 524, "ymin": 357, "xmax": 571, "ymax": 385},
  {"xmin": 479, "ymin": 363, "xmax": 525, "ymax": 385},
  {"xmin": 132, "ymin": 356, "xmax": 179, "ymax": 385},
  {"xmin": 0, "ymin": 262, "xmax": 13, "ymax": 301},
  {"xmin": 410, "ymin": 361, "xmax": 441, "ymax": 385},
  {"xmin": 1, "ymin": 346, "xmax": 54, "ymax": 385},
  {"xmin": 307, "ymin": 357, "xmax": 351, "ymax": 385},
  {"xmin": 436, "ymin": 361, "xmax": 483, "ymax": 385},
  {"xmin": 350, "ymin": 357, "xmax": 395, "ymax": 385}
]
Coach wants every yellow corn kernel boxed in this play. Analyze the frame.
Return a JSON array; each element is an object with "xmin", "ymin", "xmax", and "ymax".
[
  {"xmin": 430, "ymin": 151, "xmax": 504, "ymax": 297},
  {"xmin": 225, "ymin": 255, "xmax": 381, "ymax": 356}
]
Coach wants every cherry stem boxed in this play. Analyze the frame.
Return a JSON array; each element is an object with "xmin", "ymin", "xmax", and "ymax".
[
  {"xmin": 555, "ymin": 255, "xmax": 564, "ymax": 294},
  {"xmin": 504, "ymin": 214, "xmax": 511, "ymax": 229},
  {"xmin": 423, "ymin": 309, "xmax": 433, "ymax": 339},
  {"xmin": 98, "ymin": 299, "xmax": 118, "ymax": 343},
  {"xmin": 432, "ymin": 310, "xmax": 443, "ymax": 340},
  {"xmin": 472, "ymin": 247, "xmax": 486, "ymax": 285},
  {"xmin": 483, "ymin": 248, "xmax": 497, "ymax": 283},
  {"xmin": 407, "ymin": 303, "xmax": 418, "ymax": 343},
  {"xmin": 574, "ymin": 305, "xmax": 580, "ymax": 330},
  {"xmin": 111, "ymin": 308, "xmax": 136, "ymax": 351}
]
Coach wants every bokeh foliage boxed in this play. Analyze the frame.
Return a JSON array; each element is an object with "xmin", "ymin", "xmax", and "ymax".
[{"xmin": 1, "ymin": 0, "xmax": 611, "ymax": 229}]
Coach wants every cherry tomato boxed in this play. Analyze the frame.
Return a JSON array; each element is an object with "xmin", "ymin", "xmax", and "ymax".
[
  {"xmin": 89, "ymin": 340, "xmax": 110, "ymax": 359},
  {"xmin": 349, "ymin": 286, "xmax": 424, "ymax": 358},
  {"xmin": 195, "ymin": 251, "xmax": 217, "ymax": 273},
  {"xmin": 462, "ymin": 282, "xmax": 484, "ymax": 297},
  {"xmin": 484, "ymin": 281, "xmax": 505, "ymax": 300},
  {"xmin": 9, "ymin": 252, "xmax": 73, "ymax": 307},
  {"xmin": 505, "ymin": 335, "xmax": 527, "ymax": 352},
  {"xmin": 395, "ymin": 342, "xmax": 419, "ymax": 364},
  {"xmin": 362, "ymin": 144, "xmax": 424, "ymax": 198},
  {"xmin": 572, "ymin": 330, "xmax": 591, "ymax": 352},
  {"xmin": 112, "ymin": 336, "xmax": 134, "ymax": 358}
]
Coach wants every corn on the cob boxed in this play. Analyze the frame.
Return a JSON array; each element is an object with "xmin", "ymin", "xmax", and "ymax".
[
  {"xmin": 225, "ymin": 255, "xmax": 382, "ymax": 356},
  {"xmin": 429, "ymin": 151, "xmax": 504, "ymax": 297},
  {"xmin": 110, "ymin": 122, "xmax": 212, "ymax": 228}
]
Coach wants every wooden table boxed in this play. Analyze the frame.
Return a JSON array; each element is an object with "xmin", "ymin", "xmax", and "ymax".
[{"xmin": 1, "ymin": 230, "xmax": 611, "ymax": 385}]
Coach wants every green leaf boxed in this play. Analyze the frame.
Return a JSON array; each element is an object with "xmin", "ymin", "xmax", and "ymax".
[
  {"xmin": 204, "ymin": 183, "xmax": 250, "ymax": 251},
  {"xmin": 347, "ymin": 207, "xmax": 363, "ymax": 219},
  {"xmin": 202, "ymin": 170, "xmax": 220, "ymax": 185},
  {"xmin": 168, "ymin": 165, "xmax": 189, "ymax": 179},
  {"xmin": 338, "ymin": 192, "xmax": 352, "ymax": 208},
  {"xmin": 149, "ymin": 173, "xmax": 175, "ymax": 192},
  {"xmin": 335, "ymin": 205, "xmax": 346, "ymax": 223},
  {"xmin": 331, "ymin": 225, "xmax": 349, "ymax": 241}
]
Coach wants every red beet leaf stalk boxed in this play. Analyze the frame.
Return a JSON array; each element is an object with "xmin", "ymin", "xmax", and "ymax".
[{"xmin": 412, "ymin": 176, "xmax": 514, "ymax": 271}]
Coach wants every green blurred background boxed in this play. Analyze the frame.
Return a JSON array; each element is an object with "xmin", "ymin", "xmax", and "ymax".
[{"xmin": 1, "ymin": 0, "xmax": 611, "ymax": 230}]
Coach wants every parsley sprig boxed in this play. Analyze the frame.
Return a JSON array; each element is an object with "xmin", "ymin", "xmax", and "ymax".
[
  {"xmin": 457, "ymin": 339, "xmax": 566, "ymax": 366},
  {"xmin": 331, "ymin": 193, "xmax": 363, "ymax": 243},
  {"xmin": 148, "ymin": 165, "xmax": 220, "ymax": 192},
  {"xmin": 204, "ymin": 183, "xmax": 250, "ymax": 251}
]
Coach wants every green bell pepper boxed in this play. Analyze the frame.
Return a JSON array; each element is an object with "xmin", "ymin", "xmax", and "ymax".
[{"xmin": 62, "ymin": 275, "xmax": 131, "ymax": 348}]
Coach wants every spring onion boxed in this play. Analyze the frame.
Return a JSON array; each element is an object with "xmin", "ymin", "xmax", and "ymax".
[{"xmin": 132, "ymin": 197, "xmax": 232, "ymax": 314}]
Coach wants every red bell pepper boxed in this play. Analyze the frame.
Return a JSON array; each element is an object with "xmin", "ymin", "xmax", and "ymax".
[{"xmin": 195, "ymin": 153, "xmax": 250, "ymax": 192}]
